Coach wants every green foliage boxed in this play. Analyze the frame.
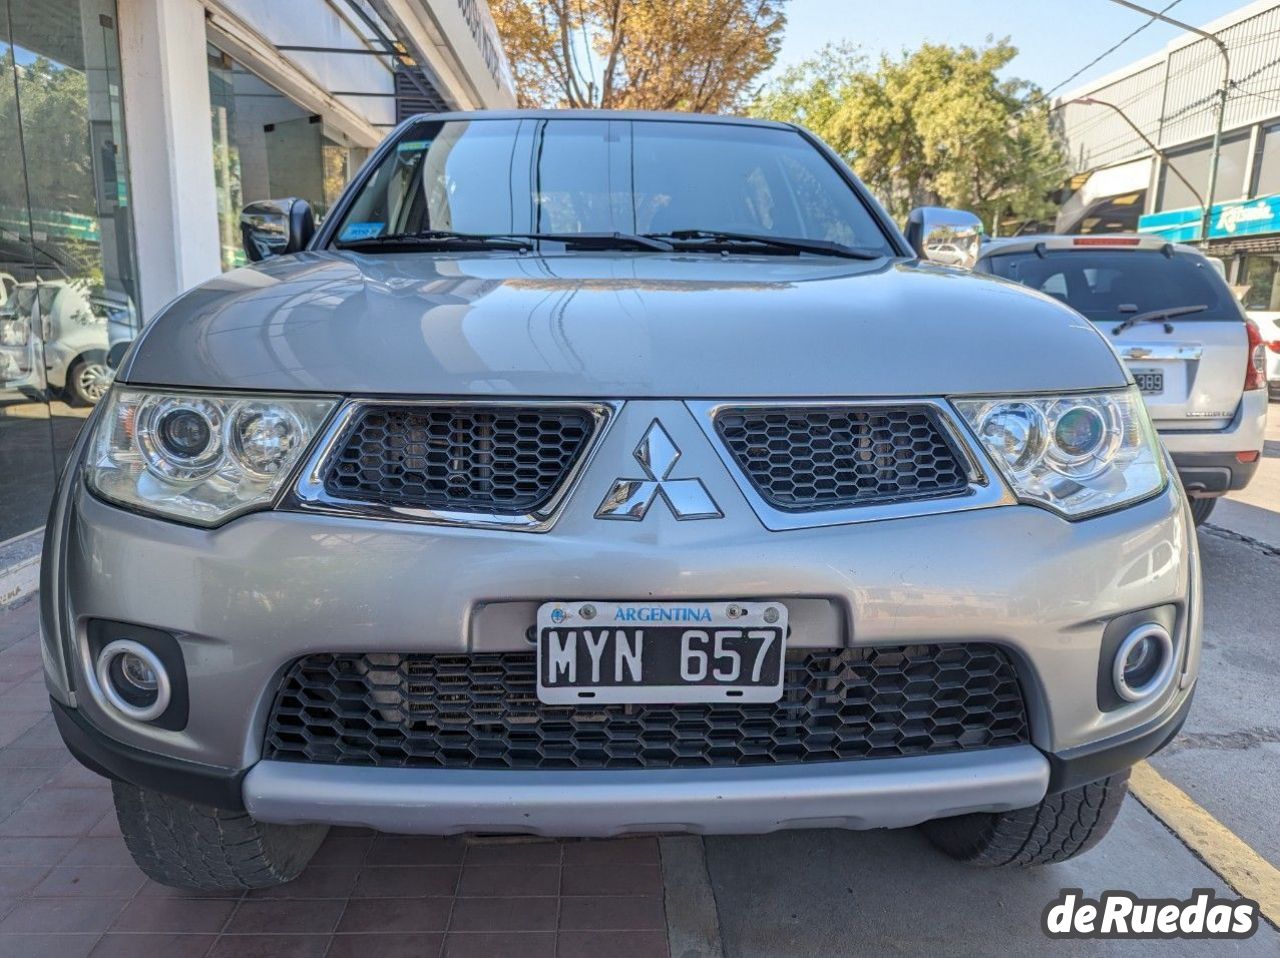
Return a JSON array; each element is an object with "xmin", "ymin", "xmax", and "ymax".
[
  {"xmin": 753, "ymin": 42, "xmax": 862, "ymax": 146},
  {"xmin": 753, "ymin": 40, "xmax": 1065, "ymax": 231},
  {"xmin": 12, "ymin": 57, "xmax": 96, "ymax": 219},
  {"xmin": 0, "ymin": 56, "xmax": 103, "ymax": 281}
]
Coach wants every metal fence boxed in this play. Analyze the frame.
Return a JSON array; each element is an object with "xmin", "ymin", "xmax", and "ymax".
[{"xmin": 1055, "ymin": 3, "xmax": 1280, "ymax": 174}]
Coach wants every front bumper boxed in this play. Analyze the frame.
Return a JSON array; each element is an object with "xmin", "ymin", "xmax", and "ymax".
[
  {"xmin": 50, "ymin": 682, "xmax": 1193, "ymax": 828},
  {"xmin": 243, "ymin": 749, "xmax": 1050, "ymax": 836},
  {"xmin": 42, "ymin": 398, "xmax": 1201, "ymax": 831}
]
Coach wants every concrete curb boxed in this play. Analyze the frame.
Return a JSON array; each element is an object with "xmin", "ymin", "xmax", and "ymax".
[
  {"xmin": 0, "ymin": 529, "xmax": 41, "ymax": 609},
  {"xmin": 660, "ymin": 835, "xmax": 725, "ymax": 958}
]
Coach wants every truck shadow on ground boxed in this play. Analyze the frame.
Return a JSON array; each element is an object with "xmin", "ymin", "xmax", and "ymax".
[{"xmin": 703, "ymin": 803, "xmax": 1278, "ymax": 956}]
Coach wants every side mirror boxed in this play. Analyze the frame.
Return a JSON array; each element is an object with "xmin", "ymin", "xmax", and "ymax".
[
  {"xmin": 905, "ymin": 206, "xmax": 983, "ymax": 269},
  {"xmin": 239, "ymin": 198, "xmax": 315, "ymax": 263}
]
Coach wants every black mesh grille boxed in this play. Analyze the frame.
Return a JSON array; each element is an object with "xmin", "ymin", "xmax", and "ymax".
[
  {"xmin": 264, "ymin": 646, "xmax": 1028, "ymax": 770},
  {"xmin": 321, "ymin": 404, "xmax": 596, "ymax": 514},
  {"xmin": 715, "ymin": 405, "xmax": 970, "ymax": 511}
]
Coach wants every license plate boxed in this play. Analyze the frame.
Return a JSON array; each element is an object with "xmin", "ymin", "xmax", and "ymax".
[
  {"xmin": 1132, "ymin": 369, "xmax": 1164, "ymax": 394},
  {"xmin": 536, "ymin": 600, "xmax": 788, "ymax": 705}
]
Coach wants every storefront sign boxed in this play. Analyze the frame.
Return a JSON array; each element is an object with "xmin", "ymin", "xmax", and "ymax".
[{"xmin": 1139, "ymin": 194, "xmax": 1280, "ymax": 243}]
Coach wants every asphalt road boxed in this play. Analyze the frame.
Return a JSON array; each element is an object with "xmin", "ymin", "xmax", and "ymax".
[{"xmin": 701, "ymin": 408, "xmax": 1280, "ymax": 957}]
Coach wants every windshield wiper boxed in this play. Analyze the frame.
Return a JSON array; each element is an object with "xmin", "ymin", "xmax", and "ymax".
[
  {"xmin": 645, "ymin": 229, "xmax": 885, "ymax": 260},
  {"xmin": 334, "ymin": 230, "xmax": 534, "ymax": 252},
  {"xmin": 508, "ymin": 232, "xmax": 675, "ymax": 252},
  {"xmin": 334, "ymin": 230, "xmax": 675, "ymax": 253},
  {"xmin": 1111, "ymin": 304, "xmax": 1208, "ymax": 335}
]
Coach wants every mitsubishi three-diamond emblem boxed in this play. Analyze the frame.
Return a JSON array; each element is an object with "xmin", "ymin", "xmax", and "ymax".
[{"xmin": 595, "ymin": 420, "xmax": 723, "ymax": 521}]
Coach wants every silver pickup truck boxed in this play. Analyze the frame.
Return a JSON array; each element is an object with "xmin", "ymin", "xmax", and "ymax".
[{"xmin": 42, "ymin": 111, "xmax": 1199, "ymax": 890}]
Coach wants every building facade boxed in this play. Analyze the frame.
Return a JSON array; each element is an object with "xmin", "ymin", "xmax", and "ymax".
[
  {"xmin": 0, "ymin": 0, "xmax": 513, "ymax": 555},
  {"xmin": 1053, "ymin": 1, "xmax": 1280, "ymax": 304}
]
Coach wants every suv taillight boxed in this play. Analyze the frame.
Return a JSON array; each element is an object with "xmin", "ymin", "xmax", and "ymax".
[{"xmin": 1245, "ymin": 320, "xmax": 1268, "ymax": 390}]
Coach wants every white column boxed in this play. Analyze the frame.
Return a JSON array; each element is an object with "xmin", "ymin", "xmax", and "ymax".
[{"xmin": 117, "ymin": 0, "xmax": 223, "ymax": 321}]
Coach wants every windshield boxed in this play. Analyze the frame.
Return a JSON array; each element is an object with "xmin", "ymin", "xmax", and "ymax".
[
  {"xmin": 984, "ymin": 249, "xmax": 1239, "ymax": 321},
  {"xmin": 330, "ymin": 117, "xmax": 893, "ymax": 254}
]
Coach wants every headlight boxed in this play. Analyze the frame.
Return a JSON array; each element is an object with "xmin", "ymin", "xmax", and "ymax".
[
  {"xmin": 954, "ymin": 388, "xmax": 1165, "ymax": 518},
  {"xmin": 87, "ymin": 388, "xmax": 337, "ymax": 526}
]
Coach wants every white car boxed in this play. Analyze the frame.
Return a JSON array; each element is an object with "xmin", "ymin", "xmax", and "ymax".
[
  {"xmin": 923, "ymin": 241, "xmax": 972, "ymax": 267},
  {"xmin": 0, "ymin": 280, "xmax": 130, "ymax": 405},
  {"xmin": 976, "ymin": 234, "xmax": 1269, "ymax": 525},
  {"xmin": 1243, "ymin": 310, "xmax": 1280, "ymax": 400}
]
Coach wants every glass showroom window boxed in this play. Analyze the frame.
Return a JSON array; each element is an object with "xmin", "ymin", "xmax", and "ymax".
[
  {"xmin": 1157, "ymin": 134, "xmax": 1251, "ymax": 213},
  {"xmin": 208, "ymin": 44, "xmax": 364, "ymax": 271},
  {"xmin": 1239, "ymin": 254, "xmax": 1280, "ymax": 311},
  {"xmin": 0, "ymin": 0, "xmax": 139, "ymax": 541}
]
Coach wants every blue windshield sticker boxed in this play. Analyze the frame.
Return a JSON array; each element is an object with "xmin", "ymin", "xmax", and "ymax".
[
  {"xmin": 339, "ymin": 222, "xmax": 384, "ymax": 241},
  {"xmin": 396, "ymin": 140, "xmax": 430, "ymax": 152}
]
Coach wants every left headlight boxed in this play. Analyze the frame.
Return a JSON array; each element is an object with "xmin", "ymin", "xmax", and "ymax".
[
  {"xmin": 954, "ymin": 388, "xmax": 1166, "ymax": 518},
  {"xmin": 87, "ymin": 388, "xmax": 338, "ymax": 526}
]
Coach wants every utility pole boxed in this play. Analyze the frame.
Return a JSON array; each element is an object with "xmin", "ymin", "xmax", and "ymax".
[{"xmin": 1108, "ymin": 1, "xmax": 1230, "ymax": 248}]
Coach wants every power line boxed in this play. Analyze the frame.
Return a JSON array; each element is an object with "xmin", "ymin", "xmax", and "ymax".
[{"xmin": 1044, "ymin": 0, "xmax": 1185, "ymax": 99}]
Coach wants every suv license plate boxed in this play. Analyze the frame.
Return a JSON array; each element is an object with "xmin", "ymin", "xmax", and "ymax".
[
  {"xmin": 1132, "ymin": 369, "xmax": 1164, "ymax": 394},
  {"xmin": 536, "ymin": 600, "xmax": 788, "ymax": 705}
]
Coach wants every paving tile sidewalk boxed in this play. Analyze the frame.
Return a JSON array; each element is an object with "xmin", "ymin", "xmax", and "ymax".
[{"xmin": 0, "ymin": 597, "xmax": 670, "ymax": 958}]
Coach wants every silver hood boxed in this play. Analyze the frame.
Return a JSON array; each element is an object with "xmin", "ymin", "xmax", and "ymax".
[{"xmin": 120, "ymin": 251, "xmax": 1127, "ymax": 397}]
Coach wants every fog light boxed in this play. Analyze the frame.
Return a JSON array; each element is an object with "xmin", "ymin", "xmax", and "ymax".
[
  {"xmin": 120, "ymin": 653, "xmax": 158, "ymax": 692},
  {"xmin": 1112, "ymin": 624, "xmax": 1174, "ymax": 702},
  {"xmin": 95, "ymin": 640, "xmax": 171, "ymax": 722}
]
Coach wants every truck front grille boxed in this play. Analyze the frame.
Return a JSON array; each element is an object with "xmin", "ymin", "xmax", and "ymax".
[
  {"xmin": 263, "ymin": 645, "xmax": 1029, "ymax": 770},
  {"xmin": 714, "ymin": 405, "xmax": 971, "ymax": 511},
  {"xmin": 320, "ymin": 403, "xmax": 598, "ymax": 515}
]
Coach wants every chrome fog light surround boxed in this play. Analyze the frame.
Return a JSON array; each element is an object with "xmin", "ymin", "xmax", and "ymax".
[
  {"xmin": 94, "ymin": 640, "xmax": 172, "ymax": 722},
  {"xmin": 1112, "ymin": 624, "xmax": 1175, "ymax": 703}
]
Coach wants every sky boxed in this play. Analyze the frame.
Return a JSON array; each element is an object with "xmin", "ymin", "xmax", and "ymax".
[{"xmin": 766, "ymin": 0, "xmax": 1250, "ymax": 96}]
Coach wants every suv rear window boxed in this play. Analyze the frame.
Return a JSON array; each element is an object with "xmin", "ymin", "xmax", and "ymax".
[{"xmin": 984, "ymin": 249, "xmax": 1240, "ymax": 322}]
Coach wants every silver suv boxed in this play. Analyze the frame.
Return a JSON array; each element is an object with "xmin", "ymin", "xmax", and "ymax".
[{"xmin": 42, "ymin": 112, "xmax": 1199, "ymax": 890}]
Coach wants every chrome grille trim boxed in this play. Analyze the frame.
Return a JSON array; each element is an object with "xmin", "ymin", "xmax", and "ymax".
[
  {"xmin": 688, "ymin": 399, "xmax": 1012, "ymax": 531},
  {"xmin": 287, "ymin": 399, "xmax": 617, "ymax": 531}
]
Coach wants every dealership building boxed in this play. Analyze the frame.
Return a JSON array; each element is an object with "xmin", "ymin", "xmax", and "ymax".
[
  {"xmin": 1053, "ymin": 2, "xmax": 1280, "ymax": 283},
  {"xmin": 0, "ymin": 0, "xmax": 514, "ymax": 594}
]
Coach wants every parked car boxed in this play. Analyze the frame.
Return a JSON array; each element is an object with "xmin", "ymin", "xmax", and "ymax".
[
  {"xmin": 42, "ymin": 111, "xmax": 1199, "ymax": 890},
  {"xmin": 976, "ymin": 235, "xmax": 1268, "ymax": 524},
  {"xmin": 1242, "ymin": 309, "xmax": 1280, "ymax": 400},
  {"xmin": 0, "ymin": 279, "xmax": 133, "ymax": 406},
  {"xmin": 922, "ymin": 240, "xmax": 973, "ymax": 266}
]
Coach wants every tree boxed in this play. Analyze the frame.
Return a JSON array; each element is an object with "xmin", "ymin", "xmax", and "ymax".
[
  {"xmin": 753, "ymin": 40, "xmax": 1064, "ymax": 231},
  {"xmin": 11, "ymin": 57, "xmax": 96, "ymax": 220},
  {"xmin": 0, "ymin": 56, "xmax": 103, "ymax": 285},
  {"xmin": 490, "ymin": 0, "xmax": 788, "ymax": 112}
]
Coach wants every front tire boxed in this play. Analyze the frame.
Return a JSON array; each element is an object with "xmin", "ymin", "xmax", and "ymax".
[
  {"xmin": 1189, "ymin": 496, "xmax": 1217, "ymax": 526},
  {"xmin": 113, "ymin": 781, "xmax": 328, "ymax": 890},
  {"xmin": 66, "ymin": 354, "xmax": 113, "ymax": 406},
  {"xmin": 921, "ymin": 770, "xmax": 1129, "ymax": 866}
]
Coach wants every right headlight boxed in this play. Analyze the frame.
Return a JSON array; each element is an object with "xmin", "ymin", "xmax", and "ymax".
[
  {"xmin": 86, "ymin": 387, "xmax": 337, "ymax": 526},
  {"xmin": 954, "ymin": 388, "xmax": 1166, "ymax": 518}
]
